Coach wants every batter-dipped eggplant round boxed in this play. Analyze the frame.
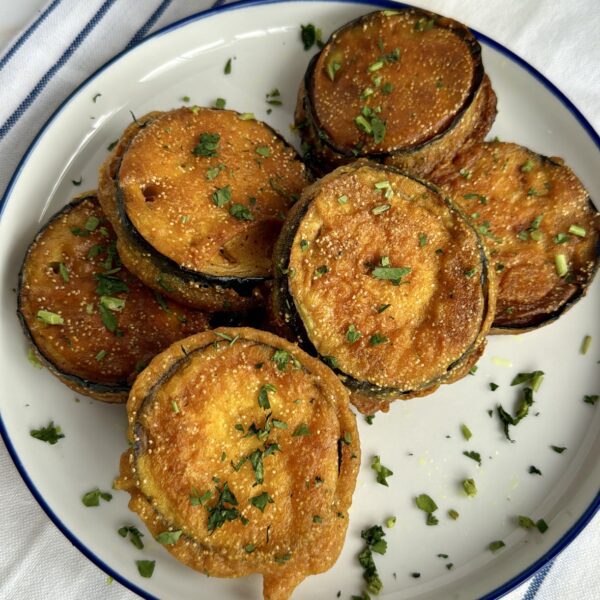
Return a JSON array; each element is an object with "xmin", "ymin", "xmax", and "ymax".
[
  {"xmin": 98, "ymin": 108, "xmax": 311, "ymax": 311},
  {"xmin": 431, "ymin": 141, "xmax": 600, "ymax": 332},
  {"xmin": 296, "ymin": 8, "xmax": 497, "ymax": 177},
  {"xmin": 17, "ymin": 193, "xmax": 209, "ymax": 402},
  {"xmin": 272, "ymin": 161, "xmax": 496, "ymax": 414},
  {"xmin": 116, "ymin": 327, "xmax": 359, "ymax": 600}
]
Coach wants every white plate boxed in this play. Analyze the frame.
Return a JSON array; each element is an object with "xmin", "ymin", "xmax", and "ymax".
[{"xmin": 1, "ymin": 1, "xmax": 599, "ymax": 599}]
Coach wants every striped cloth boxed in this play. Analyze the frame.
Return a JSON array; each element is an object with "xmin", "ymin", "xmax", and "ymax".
[{"xmin": 0, "ymin": 1, "xmax": 598, "ymax": 599}]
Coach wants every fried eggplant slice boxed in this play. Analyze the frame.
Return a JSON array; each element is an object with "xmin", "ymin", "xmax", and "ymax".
[
  {"xmin": 17, "ymin": 193, "xmax": 209, "ymax": 402},
  {"xmin": 295, "ymin": 8, "xmax": 497, "ymax": 177},
  {"xmin": 116, "ymin": 327, "xmax": 359, "ymax": 600},
  {"xmin": 99, "ymin": 108, "xmax": 311, "ymax": 311},
  {"xmin": 272, "ymin": 161, "xmax": 495, "ymax": 413},
  {"xmin": 431, "ymin": 141, "xmax": 600, "ymax": 332}
]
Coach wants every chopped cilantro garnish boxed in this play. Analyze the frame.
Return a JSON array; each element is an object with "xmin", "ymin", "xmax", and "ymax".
[
  {"xmin": 372, "ymin": 259, "xmax": 411, "ymax": 285},
  {"xmin": 414, "ymin": 17, "xmax": 435, "ymax": 31},
  {"xmin": 322, "ymin": 355, "xmax": 338, "ymax": 369},
  {"xmin": 346, "ymin": 324, "xmax": 362, "ymax": 343},
  {"xmin": 30, "ymin": 421, "xmax": 64, "ymax": 444},
  {"xmin": 490, "ymin": 382, "xmax": 499, "ymax": 391},
  {"xmin": 118, "ymin": 525, "xmax": 144, "ymax": 549},
  {"xmin": 255, "ymin": 146, "xmax": 271, "ymax": 157},
  {"xmin": 292, "ymin": 423, "xmax": 310, "ymax": 437},
  {"xmin": 371, "ymin": 203, "xmax": 391, "ymax": 215},
  {"xmin": 369, "ymin": 333, "xmax": 389, "ymax": 347},
  {"xmin": 463, "ymin": 450, "xmax": 482, "ymax": 465},
  {"xmin": 314, "ymin": 265, "xmax": 329, "ymax": 278},
  {"xmin": 100, "ymin": 295, "xmax": 125, "ymax": 312},
  {"xmin": 497, "ymin": 382, "xmax": 537, "ymax": 441},
  {"xmin": 205, "ymin": 482, "xmax": 240, "ymax": 532},
  {"xmin": 489, "ymin": 540, "xmax": 505, "ymax": 552},
  {"xmin": 448, "ymin": 509, "xmax": 459, "ymax": 520},
  {"xmin": 551, "ymin": 445, "xmax": 566, "ymax": 454},
  {"xmin": 529, "ymin": 465, "xmax": 542, "ymax": 475},
  {"xmin": 300, "ymin": 23, "xmax": 323, "ymax": 50},
  {"xmin": 212, "ymin": 185, "xmax": 232, "ymax": 207},
  {"xmin": 258, "ymin": 383, "xmax": 276, "ymax": 410},
  {"xmin": 385, "ymin": 516, "xmax": 396, "ymax": 528},
  {"xmin": 461, "ymin": 424, "xmax": 472, "ymax": 441},
  {"xmin": 463, "ymin": 192, "xmax": 488, "ymax": 204},
  {"xmin": 136, "ymin": 560, "xmax": 155, "ymax": 578},
  {"xmin": 371, "ymin": 456, "xmax": 394, "ymax": 487},
  {"xmin": 36, "ymin": 310, "xmax": 64, "ymax": 325},
  {"xmin": 521, "ymin": 158, "xmax": 535, "ymax": 172},
  {"xmin": 581, "ymin": 335, "xmax": 592, "ymax": 355},
  {"xmin": 72, "ymin": 177, "xmax": 82, "ymax": 186},
  {"xmin": 229, "ymin": 203, "xmax": 253, "ymax": 221},
  {"xmin": 190, "ymin": 488, "xmax": 213, "ymax": 506},
  {"xmin": 156, "ymin": 530, "xmax": 183, "ymax": 545},
  {"xmin": 584, "ymin": 394, "xmax": 598, "ymax": 406},
  {"xmin": 95, "ymin": 273, "xmax": 128, "ymax": 296},
  {"xmin": 462, "ymin": 478, "xmax": 477, "ymax": 497},
  {"xmin": 82, "ymin": 487, "xmax": 112, "ymax": 507},
  {"xmin": 271, "ymin": 349, "xmax": 292, "ymax": 371},
  {"xmin": 27, "ymin": 348, "xmax": 42, "ymax": 369},
  {"xmin": 99, "ymin": 303, "xmax": 118, "ymax": 333},
  {"xmin": 358, "ymin": 525, "xmax": 387, "ymax": 595},
  {"xmin": 193, "ymin": 132, "xmax": 220, "ymax": 157},
  {"xmin": 249, "ymin": 491, "xmax": 274, "ymax": 512},
  {"xmin": 224, "ymin": 58, "xmax": 232, "ymax": 74},
  {"xmin": 327, "ymin": 60, "xmax": 342, "ymax": 81},
  {"xmin": 415, "ymin": 494, "xmax": 438, "ymax": 525}
]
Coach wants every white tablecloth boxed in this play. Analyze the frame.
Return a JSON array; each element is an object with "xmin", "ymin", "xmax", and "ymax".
[{"xmin": 1, "ymin": 1, "xmax": 598, "ymax": 598}]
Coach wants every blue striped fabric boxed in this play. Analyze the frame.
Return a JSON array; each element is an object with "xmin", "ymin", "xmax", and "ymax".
[
  {"xmin": 0, "ymin": 0, "xmax": 118, "ymax": 142},
  {"xmin": 126, "ymin": 0, "xmax": 174, "ymax": 49},
  {"xmin": 523, "ymin": 561, "xmax": 554, "ymax": 599},
  {"xmin": 0, "ymin": 0, "xmax": 63, "ymax": 73}
]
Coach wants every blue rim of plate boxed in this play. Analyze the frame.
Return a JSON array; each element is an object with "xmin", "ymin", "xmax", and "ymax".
[{"xmin": 0, "ymin": 1, "xmax": 598, "ymax": 598}]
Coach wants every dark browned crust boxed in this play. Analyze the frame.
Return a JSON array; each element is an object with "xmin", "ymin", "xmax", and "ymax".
[
  {"xmin": 296, "ymin": 8, "xmax": 497, "ymax": 178},
  {"xmin": 272, "ymin": 160, "xmax": 496, "ymax": 412},
  {"xmin": 431, "ymin": 141, "xmax": 600, "ymax": 333},
  {"xmin": 17, "ymin": 193, "xmax": 209, "ymax": 402},
  {"xmin": 116, "ymin": 328, "xmax": 359, "ymax": 600}
]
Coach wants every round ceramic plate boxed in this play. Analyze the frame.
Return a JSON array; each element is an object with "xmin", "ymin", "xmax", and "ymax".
[{"xmin": 1, "ymin": 1, "xmax": 598, "ymax": 599}]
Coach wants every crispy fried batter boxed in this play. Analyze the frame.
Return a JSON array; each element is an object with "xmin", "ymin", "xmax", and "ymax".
[
  {"xmin": 296, "ymin": 9, "xmax": 497, "ymax": 177},
  {"xmin": 272, "ymin": 161, "xmax": 496, "ymax": 412},
  {"xmin": 99, "ymin": 108, "xmax": 310, "ymax": 311},
  {"xmin": 115, "ymin": 328, "xmax": 359, "ymax": 599},
  {"xmin": 431, "ymin": 141, "xmax": 600, "ymax": 332},
  {"xmin": 17, "ymin": 194, "xmax": 209, "ymax": 402}
]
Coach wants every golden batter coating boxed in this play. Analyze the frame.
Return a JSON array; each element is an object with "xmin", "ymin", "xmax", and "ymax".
[
  {"xmin": 431, "ymin": 141, "xmax": 600, "ymax": 332},
  {"xmin": 273, "ymin": 161, "xmax": 496, "ymax": 413},
  {"xmin": 296, "ymin": 8, "xmax": 497, "ymax": 177},
  {"xmin": 116, "ymin": 328, "xmax": 359, "ymax": 599},
  {"xmin": 17, "ymin": 194, "xmax": 209, "ymax": 402},
  {"xmin": 98, "ymin": 108, "xmax": 311, "ymax": 311}
]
